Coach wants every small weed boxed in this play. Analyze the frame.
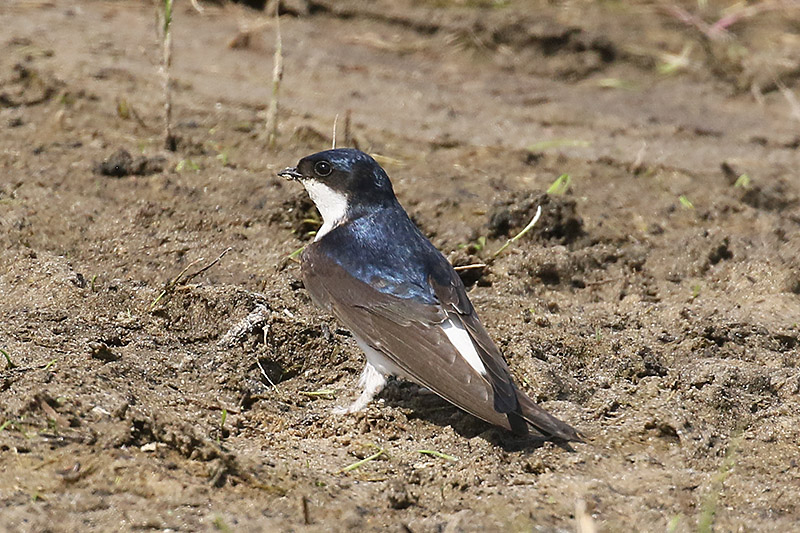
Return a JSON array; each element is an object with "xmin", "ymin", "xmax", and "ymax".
[
  {"xmin": 217, "ymin": 408, "xmax": 227, "ymax": 444},
  {"xmin": 492, "ymin": 205, "xmax": 542, "ymax": 259},
  {"xmin": 340, "ymin": 447, "xmax": 385, "ymax": 473},
  {"xmin": 0, "ymin": 420, "xmax": 11, "ymax": 432},
  {"xmin": 212, "ymin": 516, "xmax": 231, "ymax": 532},
  {"xmin": 1, "ymin": 348, "xmax": 15, "ymax": 369},
  {"xmin": 733, "ymin": 174, "xmax": 751, "ymax": 189},
  {"xmin": 458, "ymin": 235, "xmax": 486, "ymax": 253},
  {"xmin": 116, "ymin": 98, "xmax": 130, "ymax": 119},
  {"xmin": 691, "ymin": 283, "xmax": 702, "ymax": 299},
  {"xmin": 667, "ymin": 515, "xmax": 683, "ymax": 533},
  {"xmin": 547, "ymin": 174, "xmax": 572, "ymax": 195},
  {"xmin": 175, "ymin": 159, "xmax": 199, "ymax": 172},
  {"xmin": 679, "ymin": 195, "xmax": 694, "ymax": 209},
  {"xmin": 697, "ymin": 434, "xmax": 741, "ymax": 533},
  {"xmin": 44, "ymin": 358, "xmax": 57, "ymax": 371},
  {"xmin": 658, "ymin": 44, "xmax": 694, "ymax": 75},
  {"xmin": 287, "ymin": 245, "xmax": 306, "ymax": 261},
  {"xmin": 418, "ymin": 450, "xmax": 458, "ymax": 462}
]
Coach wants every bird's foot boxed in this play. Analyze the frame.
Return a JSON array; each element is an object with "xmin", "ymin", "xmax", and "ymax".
[{"xmin": 331, "ymin": 362, "xmax": 386, "ymax": 415}]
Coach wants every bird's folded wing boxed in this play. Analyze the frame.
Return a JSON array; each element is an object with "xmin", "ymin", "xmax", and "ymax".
[{"xmin": 302, "ymin": 251, "xmax": 521, "ymax": 431}]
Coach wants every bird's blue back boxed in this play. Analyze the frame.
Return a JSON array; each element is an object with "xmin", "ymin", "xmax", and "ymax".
[{"xmin": 313, "ymin": 204, "xmax": 450, "ymax": 305}]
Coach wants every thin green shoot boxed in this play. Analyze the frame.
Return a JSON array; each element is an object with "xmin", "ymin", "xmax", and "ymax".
[
  {"xmin": 691, "ymin": 284, "xmax": 701, "ymax": 299},
  {"xmin": 1, "ymin": 348, "xmax": 15, "ymax": 369},
  {"xmin": 658, "ymin": 44, "xmax": 693, "ymax": 75},
  {"xmin": 733, "ymin": 174, "xmax": 751, "ymax": 189},
  {"xmin": 299, "ymin": 389, "xmax": 336, "ymax": 398},
  {"xmin": 216, "ymin": 150, "xmax": 230, "ymax": 167},
  {"xmin": 162, "ymin": 0, "xmax": 172, "ymax": 34},
  {"xmin": 596, "ymin": 78, "xmax": 636, "ymax": 90},
  {"xmin": 217, "ymin": 408, "xmax": 227, "ymax": 444},
  {"xmin": 418, "ymin": 450, "xmax": 458, "ymax": 462},
  {"xmin": 116, "ymin": 98, "xmax": 130, "ymax": 119},
  {"xmin": 547, "ymin": 173, "xmax": 572, "ymax": 195},
  {"xmin": 90, "ymin": 274, "xmax": 97, "ymax": 291},
  {"xmin": 340, "ymin": 448, "xmax": 385, "ymax": 473},
  {"xmin": 287, "ymin": 245, "xmax": 306, "ymax": 261},
  {"xmin": 0, "ymin": 420, "xmax": 10, "ymax": 432},
  {"xmin": 492, "ymin": 205, "xmax": 542, "ymax": 259},
  {"xmin": 176, "ymin": 159, "xmax": 200, "ymax": 172},
  {"xmin": 529, "ymin": 139, "xmax": 591, "ymax": 151},
  {"xmin": 679, "ymin": 195, "xmax": 694, "ymax": 209},
  {"xmin": 457, "ymin": 235, "xmax": 486, "ymax": 252},
  {"xmin": 697, "ymin": 434, "xmax": 741, "ymax": 533},
  {"xmin": 44, "ymin": 359, "xmax": 56, "ymax": 371}
]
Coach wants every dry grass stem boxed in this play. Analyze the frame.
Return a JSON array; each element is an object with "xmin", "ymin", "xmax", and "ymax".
[
  {"xmin": 266, "ymin": 11, "xmax": 283, "ymax": 148},
  {"xmin": 160, "ymin": 0, "xmax": 176, "ymax": 151}
]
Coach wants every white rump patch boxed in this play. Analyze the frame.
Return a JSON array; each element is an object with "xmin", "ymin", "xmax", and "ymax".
[
  {"xmin": 302, "ymin": 180, "xmax": 348, "ymax": 240},
  {"xmin": 441, "ymin": 318, "xmax": 487, "ymax": 376}
]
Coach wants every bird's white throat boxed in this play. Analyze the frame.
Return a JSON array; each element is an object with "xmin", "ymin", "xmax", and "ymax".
[{"xmin": 302, "ymin": 180, "xmax": 348, "ymax": 241}]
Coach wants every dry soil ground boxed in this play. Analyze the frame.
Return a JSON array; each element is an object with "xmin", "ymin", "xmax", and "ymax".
[{"xmin": 2, "ymin": 0, "xmax": 800, "ymax": 531}]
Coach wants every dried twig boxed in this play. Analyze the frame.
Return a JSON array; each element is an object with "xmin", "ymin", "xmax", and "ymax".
[
  {"xmin": 159, "ymin": 0, "xmax": 176, "ymax": 150},
  {"xmin": 266, "ymin": 11, "xmax": 283, "ymax": 148},
  {"xmin": 453, "ymin": 263, "xmax": 487, "ymax": 272},
  {"xmin": 149, "ymin": 247, "xmax": 232, "ymax": 311}
]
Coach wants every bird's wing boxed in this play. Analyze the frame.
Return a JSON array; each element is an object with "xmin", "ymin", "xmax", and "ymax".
[{"xmin": 302, "ymin": 245, "xmax": 523, "ymax": 432}]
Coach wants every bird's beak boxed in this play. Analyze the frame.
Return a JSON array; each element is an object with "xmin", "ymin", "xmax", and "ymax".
[{"xmin": 278, "ymin": 167, "xmax": 303, "ymax": 181}]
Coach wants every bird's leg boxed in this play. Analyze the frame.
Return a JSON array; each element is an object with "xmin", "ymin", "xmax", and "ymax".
[{"xmin": 332, "ymin": 362, "xmax": 387, "ymax": 414}]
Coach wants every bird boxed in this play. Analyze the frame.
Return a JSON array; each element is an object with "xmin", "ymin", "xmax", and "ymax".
[{"xmin": 278, "ymin": 148, "xmax": 581, "ymax": 441}]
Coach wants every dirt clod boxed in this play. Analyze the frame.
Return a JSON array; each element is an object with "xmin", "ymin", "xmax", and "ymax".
[{"xmin": 94, "ymin": 148, "xmax": 165, "ymax": 177}]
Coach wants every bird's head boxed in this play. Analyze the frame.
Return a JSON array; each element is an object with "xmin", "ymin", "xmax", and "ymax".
[{"xmin": 279, "ymin": 149, "xmax": 397, "ymax": 236}]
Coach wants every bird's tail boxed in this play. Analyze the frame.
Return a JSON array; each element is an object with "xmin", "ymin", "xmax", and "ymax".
[{"xmin": 512, "ymin": 390, "xmax": 583, "ymax": 442}]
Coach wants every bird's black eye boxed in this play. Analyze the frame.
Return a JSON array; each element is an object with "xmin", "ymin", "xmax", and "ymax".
[{"xmin": 314, "ymin": 161, "xmax": 332, "ymax": 177}]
